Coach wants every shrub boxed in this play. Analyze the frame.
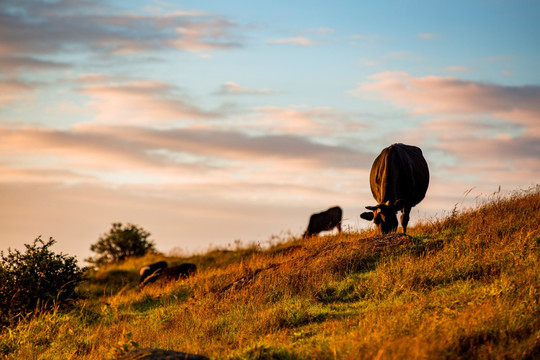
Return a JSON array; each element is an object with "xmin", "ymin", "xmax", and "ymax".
[
  {"xmin": 0, "ymin": 237, "xmax": 86, "ymax": 327},
  {"xmin": 87, "ymin": 223, "xmax": 155, "ymax": 266}
]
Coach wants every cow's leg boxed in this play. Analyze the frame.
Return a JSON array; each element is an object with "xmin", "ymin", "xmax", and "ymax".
[
  {"xmin": 337, "ymin": 222, "xmax": 342, "ymax": 233},
  {"xmin": 400, "ymin": 205, "xmax": 412, "ymax": 234}
]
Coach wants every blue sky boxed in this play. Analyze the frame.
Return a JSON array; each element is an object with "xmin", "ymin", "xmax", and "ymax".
[{"xmin": 1, "ymin": 0, "xmax": 539, "ymax": 262}]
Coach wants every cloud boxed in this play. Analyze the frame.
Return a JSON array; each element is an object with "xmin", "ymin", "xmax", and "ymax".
[
  {"xmin": 78, "ymin": 78, "xmax": 216, "ymax": 125},
  {"xmin": 0, "ymin": 56, "xmax": 68, "ymax": 73},
  {"xmin": 167, "ymin": 18, "xmax": 242, "ymax": 52},
  {"xmin": 351, "ymin": 72, "xmax": 540, "ymax": 133},
  {"xmin": 438, "ymin": 134, "xmax": 540, "ymax": 162},
  {"xmin": 422, "ymin": 118, "xmax": 522, "ymax": 139},
  {"xmin": 0, "ymin": 1, "xmax": 241, "ymax": 58},
  {"xmin": 243, "ymin": 106, "xmax": 365, "ymax": 136},
  {"xmin": 267, "ymin": 37, "xmax": 314, "ymax": 46},
  {"xmin": 0, "ymin": 123, "xmax": 365, "ymax": 187},
  {"xmin": 217, "ymin": 81, "xmax": 280, "ymax": 95},
  {"xmin": 350, "ymin": 72, "xmax": 540, "ymax": 196},
  {"xmin": 0, "ymin": 80, "xmax": 35, "ymax": 106}
]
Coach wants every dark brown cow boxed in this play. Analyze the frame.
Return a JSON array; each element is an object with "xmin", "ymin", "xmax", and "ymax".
[
  {"xmin": 139, "ymin": 261, "xmax": 196, "ymax": 288},
  {"xmin": 303, "ymin": 206, "xmax": 342, "ymax": 238},
  {"xmin": 360, "ymin": 143, "xmax": 429, "ymax": 234},
  {"xmin": 161, "ymin": 263, "xmax": 197, "ymax": 282},
  {"xmin": 139, "ymin": 260, "xmax": 167, "ymax": 285}
]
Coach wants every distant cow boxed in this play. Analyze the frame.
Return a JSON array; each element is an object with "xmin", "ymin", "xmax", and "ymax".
[
  {"xmin": 139, "ymin": 260, "xmax": 168, "ymax": 286},
  {"xmin": 139, "ymin": 261, "xmax": 197, "ymax": 287},
  {"xmin": 161, "ymin": 263, "xmax": 197, "ymax": 282},
  {"xmin": 360, "ymin": 143, "xmax": 429, "ymax": 234},
  {"xmin": 303, "ymin": 206, "xmax": 343, "ymax": 238}
]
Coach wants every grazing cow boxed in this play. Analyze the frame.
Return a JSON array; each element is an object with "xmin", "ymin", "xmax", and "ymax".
[
  {"xmin": 360, "ymin": 143, "xmax": 429, "ymax": 234},
  {"xmin": 139, "ymin": 261, "xmax": 197, "ymax": 288},
  {"xmin": 303, "ymin": 206, "xmax": 343, "ymax": 238},
  {"xmin": 161, "ymin": 263, "xmax": 197, "ymax": 281},
  {"xmin": 139, "ymin": 260, "xmax": 168, "ymax": 286}
]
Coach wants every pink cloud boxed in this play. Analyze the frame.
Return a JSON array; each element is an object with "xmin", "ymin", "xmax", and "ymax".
[
  {"xmin": 217, "ymin": 81, "xmax": 279, "ymax": 95},
  {"xmin": 168, "ymin": 19, "xmax": 241, "ymax": 52},
  {"xmin": 237, "ymin": 105, "xmax": 365, "ymax": 136},
  {"xmin": 0, "ymin": 123, "xmax": 365, "ymax": 188},
  {"xmin": 351, "ymin": 72, "xmax": 540, "ymax": 133},
  {"xmin": 79, "ymin": 79, "xmax": 215, "ymax": 125},
  {"xmin": 0, "ymin": 80, "xmax": 35, "ymax": 106},
  {"xmin": 422, "ymin": 118, "xmax": 522, "ymax": 139},
  {"xmin": 0, "ymin": 2, "xmax": 241, "ymax": 60}
]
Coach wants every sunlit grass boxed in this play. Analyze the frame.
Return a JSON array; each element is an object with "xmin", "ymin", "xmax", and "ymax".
[{"xmin": 1, "ymin": 186, "xmax": 539, "ymax": 359}]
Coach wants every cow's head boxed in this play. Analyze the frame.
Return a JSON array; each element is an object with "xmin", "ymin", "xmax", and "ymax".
[{"xmin": 360, "ymin": 199, "xmax": 404, "ymax": 234}]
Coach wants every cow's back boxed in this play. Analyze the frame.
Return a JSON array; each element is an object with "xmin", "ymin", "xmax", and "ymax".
[{"xmin": 369, "ymin": 143, "xmax": 429, "ymax": 207}]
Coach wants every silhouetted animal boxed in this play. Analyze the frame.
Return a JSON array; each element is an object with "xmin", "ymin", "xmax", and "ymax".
[
  {"xmin": 139, "ymin": 261, "xmax": 197, "ymax": 288},
  {"xmin": 139, "ymin": 261, "xmax": 168, "ymax": 285},
  {"xmin": 303, "ymin": 206, "xmax": 342, "ymax": 238},
  {"xmin": 161, "ymin": 263, "xmax": 197, "ymax": 281},
  {"xmin": 360, "ymin": 143, "xmax": 429, "ymax": 234}
]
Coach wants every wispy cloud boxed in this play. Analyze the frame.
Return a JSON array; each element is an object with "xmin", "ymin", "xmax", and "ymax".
[
  {"xmin": 351, "ymin": 72, "xmax": 540, "ymax": 132},
  {"xmin": 0, "ymin": 1, "xmax": 241, "ymax": 59},
  {"xmin": 0, "ymin": 80, "xmax": 35, "ymax": 106},
  {"xmin": 0, "ymin": 123, "xmax": 364, "ymax": 186},
  {"xmin": 0, "ymin": 57, "xmax": 68, "ymax": 73},
  {"xmin": 78, "ymin": 78, "xmax": 216, "ymax": 125},
  {"xmin": 350, "ymin": 71, "xmax": 540, "ymax": 195},
  {"xmin": 242, "ymin": 105, "xmax": 365, "ymax": 136},
  {"xmin": 266, "ymin": 37, "xmax": 314, "ymax": 46},
  {"xmin": 217, "ymin": 81, "xmax": 280, "ymax": 95}
]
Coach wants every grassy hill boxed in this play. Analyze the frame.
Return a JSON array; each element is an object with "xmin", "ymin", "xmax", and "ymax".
[{"xmin": 1, "ymin": 187, "xmax": 539, "ymax": 359}]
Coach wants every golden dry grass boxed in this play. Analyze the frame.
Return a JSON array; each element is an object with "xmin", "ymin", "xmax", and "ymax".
[{"xmin": 1, "ymin": 186, "xmax": 539, "ymax": 359}]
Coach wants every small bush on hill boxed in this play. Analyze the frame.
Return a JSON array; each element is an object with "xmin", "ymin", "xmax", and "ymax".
[
  {"xmin": 87, "ymin": 223, "xmax": 155, "ymax": 266},
  {"xmin": 0, "ymin": 237, "xmax": 86, "ymax": 327}
]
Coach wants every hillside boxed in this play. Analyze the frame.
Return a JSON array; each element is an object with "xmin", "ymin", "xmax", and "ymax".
[{"xmin": 1, "ymin": 187, "xmax": 539, "ymax": 359}]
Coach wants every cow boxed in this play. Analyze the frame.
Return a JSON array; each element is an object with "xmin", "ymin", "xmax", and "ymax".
[
  {"xmin": 139, "ymin": 261, "xmax": 197, "ymax": 288},
  {"xmin": 161, "ymin": 263, "xmax": 197, "ymax": 282},
  {"xmin": 139, "ymin": 260, "xmax": 168, "ymax": 286},
  {"xmin": 303, "ymin": 206, "xmax": 343, "ymax": 238},
  {"xmin": 360, "ymin": 143, "xmax": 429, "ymax": 234}
]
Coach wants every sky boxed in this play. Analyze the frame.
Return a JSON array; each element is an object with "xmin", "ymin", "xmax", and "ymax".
[{"xmin": 1, "ymin": 0, "xmax": 539, "ymax": 263}]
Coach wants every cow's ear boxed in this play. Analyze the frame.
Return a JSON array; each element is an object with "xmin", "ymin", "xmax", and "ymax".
[
  {"xmin": 365, "ymin": 205, "xmax": 378, "ymax": 211},
  {"xmin": 360, "ymin": 212, "xmax": 374, "ymax": 221}
]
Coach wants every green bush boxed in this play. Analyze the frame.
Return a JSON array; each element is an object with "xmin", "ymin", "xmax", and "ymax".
[
  {"xmin": 87, "ymin": 223, "xmax": 155, "ymax": 266},
  {"xmin": 0, "ymin": 237, "xmax": 86, "ymax": 327}
]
